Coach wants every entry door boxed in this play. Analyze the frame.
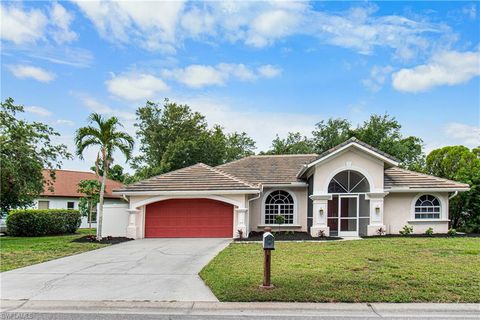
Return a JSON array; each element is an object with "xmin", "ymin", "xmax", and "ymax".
[{"xmin": 338, "ymin": 195, "xmax": 359, "ymax": 237}]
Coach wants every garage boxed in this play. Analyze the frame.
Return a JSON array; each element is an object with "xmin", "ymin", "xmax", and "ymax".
[{"xmin": 145, "ymin": 198, "xmax": 234, "ymax": 238}]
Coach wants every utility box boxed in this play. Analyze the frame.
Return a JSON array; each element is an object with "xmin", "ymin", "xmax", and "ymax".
[{"xmin": 262, "ymin": 232, "xmax": 275, "ymax": 250}]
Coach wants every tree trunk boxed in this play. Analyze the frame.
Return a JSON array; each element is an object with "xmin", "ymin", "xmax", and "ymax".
[{"xmin": 97, "ymin": 154, "xmax": 108, "ymax": 240}]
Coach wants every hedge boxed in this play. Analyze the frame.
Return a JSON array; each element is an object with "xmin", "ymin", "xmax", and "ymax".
[{"xmin": 6, "ymin": 209, "xmax": 82, "ymax": 236}]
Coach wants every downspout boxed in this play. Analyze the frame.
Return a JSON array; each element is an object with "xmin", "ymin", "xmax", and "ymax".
[
  {"xmin": 449, "ymin": 191, "xmax": 458, "ymax": 200},
  {"xmin": 244, "ymin": 185, "xmax": 263, "ymax": 236}
]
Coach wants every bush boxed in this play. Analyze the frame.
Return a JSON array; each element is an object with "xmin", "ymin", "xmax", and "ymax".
[
  {"xmin": 399, "ymin": 224, "xmax": 413, "ymax": 235},
  {"xmin": 275, "ymin": 214, "xmax": 285, "ymax": 224},
  {"xmin": 447, "ymin": 228, "xmax": 457, "ymax": 236},
  {"xmin": 425, "ymin": 227, "xmax": 434, "ymax": 236},
  {"xmin": 6, "ymin": 209, "xmax": 81, "ymax": 236}
]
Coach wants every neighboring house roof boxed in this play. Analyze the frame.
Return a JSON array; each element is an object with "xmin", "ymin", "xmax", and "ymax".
[
  {"xmin": 217, "ymin": 154, "xmax": 319, "ymax": 185},
  {"xmin": 114, "ymin": 163, "xmax": 259, "ymax": 193},
  {"xmin": 384, "ymin": 167, "xmax": 470, "ymax": 191},
  {"xmin": 41, "ymin": 169, "xmax": 123, "ymax": 198}
]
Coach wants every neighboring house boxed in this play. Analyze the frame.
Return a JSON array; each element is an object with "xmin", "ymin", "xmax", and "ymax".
[
  {"xmin": 35, "ymin": 169, "xmax": 125, "ymax": 228},
  {"xmin": 105, "ymin": 138, "xmax": 469, "ymax": 239}
]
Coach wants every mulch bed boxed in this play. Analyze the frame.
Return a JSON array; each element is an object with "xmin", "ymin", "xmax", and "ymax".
[
  {"xmin": 72, "ymin": 235, "xmax": 133, "ymax": 244},
  {"xmin": 235, "ymin": 231, "xmax": 342, "ymax": 241},
  {"xmin": 363, "ymin": 233, "xmax": 480, "ymax": 238}
]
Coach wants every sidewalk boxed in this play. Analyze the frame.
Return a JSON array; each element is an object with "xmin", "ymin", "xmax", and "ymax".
[{"xmin": 1, "ymin": 300, "xmax": 479, "ymax": 318}]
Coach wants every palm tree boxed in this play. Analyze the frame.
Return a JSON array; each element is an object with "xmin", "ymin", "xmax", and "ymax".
[{"xmin": 75, "ymin": 113, "xmax": 134, "ymax": 240}]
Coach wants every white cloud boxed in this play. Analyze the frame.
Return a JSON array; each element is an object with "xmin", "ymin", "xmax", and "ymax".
[
  {"xmin": 257, "ymin": 65, "xmax": 282, "ymax": 78},
  {"xmin": 362, "ymin": 65, "xmax": 394, "ymax": 92},
  {"xmin": 80, "ymin": 95, "xmax": 135, "ymax": 121},
  {"xmin": 73, "ymin": 1, "xmax": 452, "ymax": 59},
  {"xmin": 24, "ymin": 106, "xmax": 52, "ymax": 117},
  {"xmin": 106, "ymin": 73, "xmax": 170, "ymax": 101},
  {"xmin": 163, "ymin": 63, "xmax": 282, "ymax": 88},
  {"xmin": 56, "ymin": 119, "xmax": 75, "ymax": 126},
  {"xmin": 50, "ymin": 2, "xmax": 78, "ymax": 43},
  {"xmin": 392, "ymin": 50, "xmax": 480, "ymax": 93},
  {"xmin": 445, "ymin": 123, "xmax": 480, "ymax": 148},
  {"xmin": 9, "ymin": 64, "xmax": 56, "ymax": 83},
  {"xmin": 0, "ymin": 4, "xmax": 47, "ymax": 44},
  {"xmin": 1, "ymin": 2, "xmax": 76, "ymax": 45}
]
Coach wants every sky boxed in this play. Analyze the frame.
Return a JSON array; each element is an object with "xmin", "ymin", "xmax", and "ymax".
[{"xmin": 1, "ymin": 1, "xmax": 479, "ymax": 173}]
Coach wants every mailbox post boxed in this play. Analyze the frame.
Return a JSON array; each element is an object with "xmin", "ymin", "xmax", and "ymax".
[{"xmin": 261, "ymin": 227, "xmax": 275, "ymax": 289}]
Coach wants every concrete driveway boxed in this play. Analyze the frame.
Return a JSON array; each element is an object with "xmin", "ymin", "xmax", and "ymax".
[{"xmin": 0, "ymin": 238, "xmax": 231, "ymax": 302}]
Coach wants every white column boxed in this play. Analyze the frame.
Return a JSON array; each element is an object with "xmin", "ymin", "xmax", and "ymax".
[
  {"xmin": 126, "ymin": 208, "xmax": 140, "ymax": 239},
  {"xmin": 235, "ymin": 208, "xmax": 248, "ymax": 239},
  {"xmin": 366, "ymin": 192, "xmax": 388, "ymax": 236},
  {"xmin": 309, "ymin": 194, "xmax": 332, "ymax": 237}
]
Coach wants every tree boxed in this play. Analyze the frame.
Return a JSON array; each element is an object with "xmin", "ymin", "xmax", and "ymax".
[
  {"xmin": 132, "ymin": 100, "xmax": 256, "ymax": 180},
  {"xmin": 0, "ymin": 98, "xmax": 70, "ymax": 215},
  {"xmin": 312, "ymin": 118, "xmax": 352, "ymax": 153},
  {"xmin": 90, "ymin": 162, "xmax": 127, "ymax": 183},
  {"xmin": 263, "ymin": 132, "xmax": 314, "ymax": 155},
  {"xmin": 310, "ymin": 114, "xmax": 424, "ymax": 169},
  {"xmin": 77, "ymin": 179, "xmax": 100, "ymax": 229},
  {"xmin": 75, "ymin": 113, "xmax": 134, "ymax": 240},
  {"xmin": 425, "ymin": 146, "xmax": 480, "ymax": 231}
]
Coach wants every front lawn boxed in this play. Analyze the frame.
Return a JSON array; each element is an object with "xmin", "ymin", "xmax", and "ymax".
[
  {"xmin": 0, "ymin": 229, "xmax": 109, "ymax": 272},
  {"xmin": 200, "ymin": 238, "xmax": 480, "ymax": 302}
]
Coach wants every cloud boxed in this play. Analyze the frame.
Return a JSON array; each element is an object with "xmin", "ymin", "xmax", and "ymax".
[
  {"xmin": 106, "ymin": 73, "xmax": 170, "ymax": 101},
  {"xmin": 0, "ymin": 2, "xmax": 76, "ymax": 45},
  {"xmin": 392, "ymin": 50, "xmax": 480, "ymax": 93},
  {"xmin": 56, "ymin": 119, "xmax": 75, "ymax": 126},
  {"xmin": 24, "ymin": 106, "xmax": 52, "ymax": 117},
  {"xmin": 9, "ymin": 65, "xmax": 56, "ymax": 83},
  {"xmin": 49, "ymin": 2, "xmax": 78, "ymax": 44},
  {"xmin": 362, "ymin": 65, "xmax": 394, "ymax": 92},
  {"xmin": 163, "ymin": 63, "xmax": 282, "ymax": 88},
  {"xmin": 73, "ymin": 1, "xmax": 452, "ymax": 59},
  {"xmin": 79, "ymin": 95, "xmax": 136, "ymax": 121},
  {"xmin": 445, "ymin": 123, "xmax": 480, "ymax": 148}
]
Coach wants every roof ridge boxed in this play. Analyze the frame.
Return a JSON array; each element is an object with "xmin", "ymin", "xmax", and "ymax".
[
  {"xmin": 209, "ymin": 165, "xmax": 259, "ymax": 189},
  {"xmin": 250, "ymin": 153, "xmax": 319, "ymax": 158},
  {"xmin": 43, "ymin": 168, "xmax": 96, "ymax": 174},
  {"xmin": 387, "ymin": 167, "xmax": 469, "ymax": 186}
]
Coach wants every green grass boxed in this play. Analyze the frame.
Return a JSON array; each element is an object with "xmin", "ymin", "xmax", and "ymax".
[
  {"xmin": 0, "ymin": 228, "xmax": 109, "ymax": 272},
  {"xmin": 200, "ymin": 238, "xmax": 480, "ymax": 302}
]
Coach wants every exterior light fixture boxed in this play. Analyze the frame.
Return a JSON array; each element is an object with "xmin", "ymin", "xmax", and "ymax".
[
  {"xmin": 375, "ymin": 206, "xmax": 381, "ymax": 214},
  {"xmin": 319, "ymin": 208, "xmax": 324, "ymax": 216}
]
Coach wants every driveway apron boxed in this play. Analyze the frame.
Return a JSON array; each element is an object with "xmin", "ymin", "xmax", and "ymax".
[{"xmin": 0, "ymin": 238, "xmax": 230, "ymax": 301}]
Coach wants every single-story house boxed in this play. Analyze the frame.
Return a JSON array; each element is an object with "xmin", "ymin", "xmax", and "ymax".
[
  {"xmin": 105, "ymin": 138, "xmax": 469, "ymax": 239},
  {"xmin": 35, "ymin": 169, "xmax": 125, "ymax": 228}
]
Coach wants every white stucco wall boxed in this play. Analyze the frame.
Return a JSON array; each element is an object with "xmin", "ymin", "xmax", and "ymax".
[
  {"xmin": 312, "ymin": 149, "xmax": 385, "ymax": 194},
  {"xmin": 248, "ymin": 187, "xmax": 308, "ymax": 232},
  {"xmin": 384, "ymin": 192, "xmax": 450, "ymax": 234},
  {"xmin": 101, "ymin": 203, "xmax": 129, "ymax": 237}
]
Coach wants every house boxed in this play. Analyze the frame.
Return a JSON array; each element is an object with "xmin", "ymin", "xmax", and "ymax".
[
  {"xmin": 35, "ymin": 169, "xmax": 126, "ymax": 228},
  {"xmin": 104, "ymin": 138, "xmax": 469, "ymax": 239}
]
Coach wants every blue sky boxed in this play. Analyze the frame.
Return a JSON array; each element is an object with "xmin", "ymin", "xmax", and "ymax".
[{"xmin": 1, "ymin": 1, "xmax": 479, "ymax": 172}]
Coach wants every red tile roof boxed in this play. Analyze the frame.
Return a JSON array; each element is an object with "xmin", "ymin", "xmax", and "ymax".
[{"xmin": 41, "ymin": 169, "xmax": 123, "ymax": 198}]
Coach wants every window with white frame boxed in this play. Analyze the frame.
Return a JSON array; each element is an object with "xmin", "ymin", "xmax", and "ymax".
[
  {"xmin": 414, "ymin": 195, "xmax": 441, "ymax": 219},
  {"xmin": 264, "ymin": 190, "xmax": 295, "ymax": 224}
]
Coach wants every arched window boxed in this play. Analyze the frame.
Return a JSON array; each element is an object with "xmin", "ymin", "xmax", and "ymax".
[
  {"xmin": 414, "ymin": 195, "xmax": 441, "ymax": 219},
  {"xmin": 328, "ymin": 170, "xmax": 370, "ymax": 193},
  {"xmin": 264, "ymin": 190, "xmax": 295, "ymax": 225}
]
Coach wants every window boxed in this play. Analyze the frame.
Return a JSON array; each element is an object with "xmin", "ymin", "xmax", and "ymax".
[
  {"xmin": 414, "ymin": 195, "xmax": 441, "ymax": 219},
  {"xmin": 264, "ymin": 190, "xmax": 295, "ymax": 224},
  {"xmin": 38, "ymin": 200, "xmax": 49, "ymax": 209},
  {"xmin": 328, "ymin": 170, "xmax": 370, "ymax": 193},
  {"xmin": 67, "ymin": 202, "xmax": 75, "ymax": 209}
]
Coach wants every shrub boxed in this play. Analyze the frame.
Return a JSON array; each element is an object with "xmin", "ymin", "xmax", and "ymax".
[
  {"xmin": 399, "ymin": 224, "xmax": 413, "ymax": 235},
  {"xmin": 275, "ymin": 214, "xmax": 285, "ymax": 224},
  {"xmin": 447, "ymin": 228, "xmax": 457, "ymax": 236},
  {"xmin": 425, "ymin": 227, "xmax": 434, "ymax": 236},
  {"xmin": 377, "ymin": 227, "xmax": 386, "ymax": 236},
  {"xmin": 6, "ymin": 209, "xmax": 81, "ymax": 236}
]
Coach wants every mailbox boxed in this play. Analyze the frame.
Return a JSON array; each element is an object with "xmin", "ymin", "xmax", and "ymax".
[{"xmin": 262, "ymin": 232, "xmax": 275, "ymax": 250}]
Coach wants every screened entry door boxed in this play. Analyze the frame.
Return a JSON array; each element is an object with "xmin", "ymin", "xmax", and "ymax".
[{"xmin": 338, "ymin": 195, "xmax": 359, "ymax": 237}]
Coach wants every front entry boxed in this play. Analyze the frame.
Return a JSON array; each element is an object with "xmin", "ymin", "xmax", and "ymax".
[
  {"xmin": 328, "ymin": 195, "xmax": 359, "ymax": 237},
  {"xmin": 145, "ymin": 199, "xmax": 234, "ymax": 238}
]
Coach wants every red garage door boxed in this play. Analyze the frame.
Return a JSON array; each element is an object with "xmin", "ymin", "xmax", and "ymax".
[{"xmin": 145, "ymin": 199, "xmax": 233, "ymax": 238}]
